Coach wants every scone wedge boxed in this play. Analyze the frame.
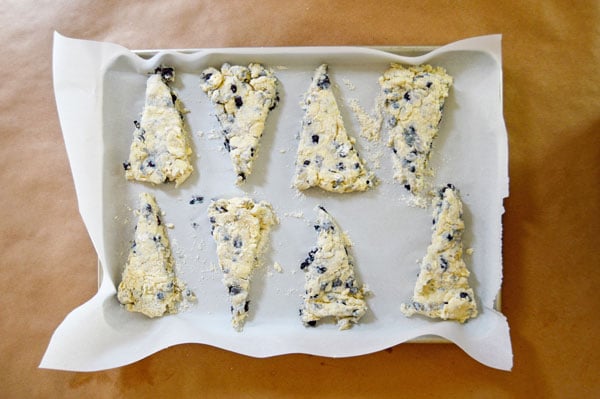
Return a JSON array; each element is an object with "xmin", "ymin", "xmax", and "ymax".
[
  {"xmin": 401, "ymin": 184, "xmax": 478, "ymax": 323},
  {"xmin": 208, "ymin": 197, "xmax": 278, "ymax": 331},
  {"xmin": 300, "ymin": 206, "xmax": 368, "ymax": 330},
  {"xmin": 294, "ymin": 64, "xmax": 375, "ymax": 193},
  {"xmin": 124, "ymin": 66, "xmax": 193, "ymax": 186},
  {"xmin": 200, "ymin": 63, "xmax": 279, "ymax": 185},
  {"xmin": 379, "ymin": 63, "xmax": 452, "ymax": 203},
  {"xmin": 118, "ymin": 192, "xmax": 194, "ymax": 317}
]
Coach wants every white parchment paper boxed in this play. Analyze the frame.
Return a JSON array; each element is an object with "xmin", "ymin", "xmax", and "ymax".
[{"xmin": 41, "ymin": 32, "xmax": 512, "ymax": 371}]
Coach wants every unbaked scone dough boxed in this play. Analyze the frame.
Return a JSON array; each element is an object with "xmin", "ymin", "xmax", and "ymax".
[
  {"xmin": 300, "ymin": 206, "xmax": 368, "ymax": 330},
  {"xmin": 401, "ymin": 184, "xmax": 478, "ymax": 323},
  {"xmin": 117, "ymin": 192, "xmax": 195, "ymax": 317},
  {"xmin": 294, "ymin": 64, "xmax": 375, "ymax": 193},
  {"xmin": 208, "ymin": 197, "xmax": 278, "ymax": 331},
  {"xmin": 200, "ymin": 63, "xmax": 279, "ymax": 185},
  {"xmin": 124, "ymin": 67, "xmax": 193, "ymax": 187},
  {"xmin": 379, "ymin": 64, "xmax": 452, "ymax": 203}
]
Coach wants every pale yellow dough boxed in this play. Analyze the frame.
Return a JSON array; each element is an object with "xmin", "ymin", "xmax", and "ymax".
[
  {"xmin": 125, "ymin": 67, "xmax": 193, "ymax": 187},
  {"xmin": 208, "ymin": 197, "xmax": 278, "ymax": 331},
  {"xmin": 200, "ymin": 63, "xmax": 279, "ymax": 185},
  {"xmin": 300, "ymin": 206, "xmax": 368, "ymax": 330},
  {"xmin": 401, "ymin": 185, "xmax": 478, "ymax": 323},
  {"xmin": 379, "ymin": 64, "xmax": 452, "ymax": 202},
  {"xmin": 117, "ymin": 192, "xmax": 194, "ymax": 318},
  {"xmin": 294, "ymin": 64, "xmax": 375, "ymax": 193}
]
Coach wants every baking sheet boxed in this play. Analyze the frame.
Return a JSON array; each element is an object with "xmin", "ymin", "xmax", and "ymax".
[{"xmin": 42, "ymin": 32, "xmax": 512, "ymax": 371}]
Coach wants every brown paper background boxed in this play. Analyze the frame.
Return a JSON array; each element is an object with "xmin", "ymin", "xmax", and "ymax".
[{"xmin": 1, "ymin": 0, "xmax": 598, "ymax": 397}]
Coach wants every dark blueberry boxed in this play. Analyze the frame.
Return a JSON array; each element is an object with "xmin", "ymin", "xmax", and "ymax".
[
  {"xmin": 156, "ymin": 66, "xmax": 174, "ymax": 81},
  {"xmin": 440, "ymin": 257, "xmax": 448, "ymax": 271},
  {"xmin": 404, "ymin": 91, "xmax": 411, "ymax": 101},
  {"xmin": 311, "ymin": 134, "xmax": 320, "ymax": 144},
  {"xmin": 387, "ymin": 116, "xmax": 397, "ymax": 128},
  {"xmin": 307, "ymin": 320, "xmax": 317, "ymax": 327},
  {"xmin": 366, "ymin": 180, "xmax": 371, "ymax": 185},
  {"xmin": 426, "ymin": 81, "xmax": 433, "ymax": 88},
  {"xmin": 244, "ymin": 301, "xmax": 250, "ymax": 312},
  {"xmin": 446, "ymin": 183, "xmax": 455, "ymax": 190},
  {"xmin": 189, "ymin": 196, "xmax": 204, "ymax": 205},
  {"xmin": 223, "ymin": 137, "xmax": 231, "ymax": 152},
  {"xmin": 409, "ymin": 165, "xmax": 416, "ymax": 173},
  {"xmin": 133, "ymin": 120, "xmax": 140, "ymax": 129},
  {"xmin": 234, "ymin": 96, "xmax": 243, "ymax": 108},
  {"xmin": 202, "ymin": 72, "xmax": 213, "ymax": 81},
  {"xmin": 332, "ymin": 278, "xmax": 342, "ymax": 288},
  {"xmin": 156, "ymin": 292, "xmax": 165, "ymax": 300},
  {"xmin": 152, "ymin": 235, "xmax": 160, "ymax": 242},
  {"xmin": 238, "ymin": 172, "xmax": 246, "ymax": 181},
  {"xmin": 460, "ymin": 292, "xmax": 471, "ymax": 300},
  {"xmin": 316, "ymin": 74, "xmax": 330, "ymax": 89},
  {"xmin": 122, "ymin": 162, "xmax": 131, "ymax": 171},
  {"xmin": 404, "ymin": 184, "xmax": 411, "ymax": 191},
  {"xmin": 217, "ymin": 206, "xmax": 228, "ymax": 213},
  {"xmin": 301, "ymin": 248, "xmax": 318, "ymax": 269},
  {"xmin": 322, "ymin": 222, "xmax": 334, "ymax": 231},
  {"xmin": 303, "ymin": 159, "xmax": 311, "ymax": 166},
  {"xmin": 316, "ymin": 266, "xmax": 327, "ymax": 274},
  {"xmin": 250, "ymin": 147, "xmax": 255, "ymax": 157},
  {"xmin": 392, "ymin": 147, "xmax": 397, "ymax": 154},
  {"xmin": 209, "ymin": 216, "xmax": 216, "ymax": 223},
  {"xmin": 446, "ymin": 233, "xmax": 453, "ymax": 241},
  {"xmin": 337, "ymin": 162, "xmax": 345, "ymax": 171},
  {"xmin": 156, "ymin": 215, "xmax": 162, "ymax": 226},
  {"xmin": 354, "ymin": 162, "xmax": 360, "ymax": 169},
  {"xmin": 233, "ymin": 238, "xmax": 243, "ymax": 248},
  {"xmin": 268, "ymin": 94, "xmax": 280, "ymax": 111},
  {"xmin": 171, "ymin": 93, "xmax": 177, "ymax": 104},
  {"xmin": 314, "ymin": 224, "xmax": 320, "ymax": 231},
  {"xmin": 230, "ymin": 84, "xmax": 237, "ymax": 93},
  {"xmin": 403, "ymin": 126, "xmax": 417, "ymax": 146},
  {"xmin": 228, "ymin": 285, "xmax": 242, "ymax": 295},
  {"xmin": 145, "ymin": 203, "xmax": 153, "ymax": 213},
  {"xmin": 131, "ymin": 240, "xmax": 137, "ymax": 249}
]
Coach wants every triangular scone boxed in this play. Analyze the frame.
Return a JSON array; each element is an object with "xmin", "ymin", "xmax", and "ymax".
[
  {"xmin": 401, "ymin": 184, "xmax": 478, "ymax": 323},
  {"xmin": 379, "ymin": 64, "xmax": 452, "ymax": 202},
  {"xmin": 294, "ymin": 64, "xmax": 375, "ymax": 193},
  {"xmin": 300, "ymin": 206, "xmax": 368, "ymax": 330},
  {"xmin": 200, "ymin": 63, "xmax": 279, "ymax": 185},
  {"xmin": 208, "ymin": 197, "xmax": 278, "ymax": 331},
  {"xmin": 118, "ymin": 192, "xmax": 195, "ymax": 318},
  {"xmin": 124, "ymin": 67, "xmax": 193, "ymax": 187}
]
